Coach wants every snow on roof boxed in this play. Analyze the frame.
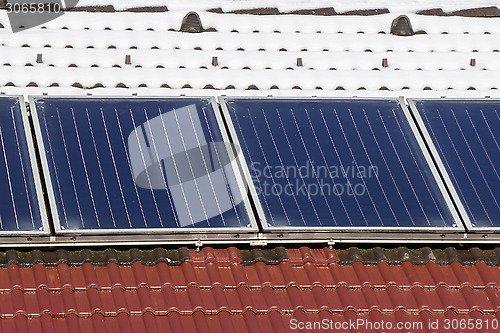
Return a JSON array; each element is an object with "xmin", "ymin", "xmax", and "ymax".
[
  {"xmin": 73, "ymin": 0, "xmax": 500, "ymax": 14},
  {"xmin": 0, "ymin": 7, "xmax": 499, "ymax": 98}
]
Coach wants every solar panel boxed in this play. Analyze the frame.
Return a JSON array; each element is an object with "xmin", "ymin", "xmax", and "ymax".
[
  {"xmin": 0, "ymin": 96, "xmax": 47, "ymax": 234},
  {"xmin": 31, "ymin": 97, "xmax": 255, "ymax": 233},
  {"xmin": 410, "ymin": 99, "xmax": 500, "ymax": 230},
  {"xmin": 221, "ymin": 98, "xmax": 461, "ymax": 231}
]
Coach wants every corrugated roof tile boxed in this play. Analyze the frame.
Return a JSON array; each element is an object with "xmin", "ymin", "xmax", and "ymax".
[
  {"xmin": 8, "ymin": 265, "xmax": 23, "ymax": 291},
  {"xmin": 159, "ymin": 286, "xmax": 177, "ymax": 313}
]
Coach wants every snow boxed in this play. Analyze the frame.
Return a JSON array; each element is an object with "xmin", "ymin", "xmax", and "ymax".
[{"xmin": 0, "ymin": 9, "xmax": 499, "ymax": 97}]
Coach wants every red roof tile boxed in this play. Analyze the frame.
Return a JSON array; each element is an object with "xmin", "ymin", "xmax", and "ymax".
[{"xmin": 0, "ymin": 247, "xmax": 499, "ymax": 332}]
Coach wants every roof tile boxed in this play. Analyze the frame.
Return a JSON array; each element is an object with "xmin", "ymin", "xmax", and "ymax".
[
  {"xmin": 435, "ymin": 286, "xmax": 470, "ymax": 313},
  {"xmin": 329, "ymin": 263, "xmax": 361, "ymax": 287},
  {"xmin": 13, "ymin": 315, "xmax": 29, "ymax": 333},
  {"xmin": 159, "ymin": 286, "xmax": 178, "ymax": 312},
  {"xmin": 386, "ymin": 285, "xmax": 418, "ymax": 311},
  {"xmin": 0, "ymin": 247, "xmax": 497, "ymax": 331},
  {"xmin": 67, "ymin": 267, "xmax": 86, "ymax": 290},
  {"xmin": 376, "ymin": 261, "xmax": 409, "ymax": 287},
  {"xmin": 168, "ymin": 265, "xmax": 188, "ymax": 289},
  {"xmin": 412, "ymin": 287, "xmax": 444, "ymax": 312},
  {"xmin": 61, "ymin": 288, "xmax": 78, "ymax": 315},
  {"xmin": 450, "ymin": 263, "xmax": 485, "ymax": 288},
  {"xmin": 110, "ymin": 265, "xmax": 128, "ymax": 289},
  {"xmin": 99, "ymin": 289, "xmax": 116, "ymax": 315},
  {"xmin": 286, "ymin": 247, "xmax": 338, "ymax": 266},
  {"xmin": 426, "ymin": 262, "xmax": 460, "ymax": 287},
  {"xmin": 401, "ymin": 262, "xmax": 435, "ymax": 288},
  {"xmin": 490, "ymin": 285, "xmax": 500, "ymax": 305},
  {"xmin": 124, "ymin": 289, "xmax": 142, "ymax": 314},
  {"xmin": 117, "ymin": 312, "xmax": 133, "ymax": 333},
  {"xmin": 476, "ymin": 263, "xmax": 500, "ymax": 286},
  {"xmin": 353, "ymin": 262, "xmax": 387, "ymax": 288},
  {"xmin": 131, "ymin": 262, "xmax": 148, "ymax": 288},
  {"xmin": 84, "ymin": 287, "xmax": 102, "ymax": 314},
  {"xmin": 72, "ymin": 291, "xmax": 91, "ymax": 316}
]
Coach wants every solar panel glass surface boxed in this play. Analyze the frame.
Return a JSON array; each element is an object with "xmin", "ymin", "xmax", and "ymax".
[
  {"xmin": 0, "ymin": 97, "xmax": 44, "ymax": 233},
  {"xmin": 33, "ymin": 98, "xmax": 252, "ymax": 232},
  {"xmin": 223, "ymin": 98, "xmax": 458, "ymax": 229},
  {"xmin": 412, "ymin": 100, "xmax": 500, "ymax": 229}
]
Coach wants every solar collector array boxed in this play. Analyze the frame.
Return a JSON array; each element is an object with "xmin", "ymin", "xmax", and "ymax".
[
  {"xmin": 411, "ymin": 99, "xmax": 500, "ymax": 229},
  {"xmin": 7, "ymin": 96, "xmax": 485, "ymax": 239},
  {"xmin": 32, "ymin": 97, "xmax": 253, "ymax": 232},
  {"xmin": 222, "ymin": 98, "xmax": 459, "ymax": 230}
]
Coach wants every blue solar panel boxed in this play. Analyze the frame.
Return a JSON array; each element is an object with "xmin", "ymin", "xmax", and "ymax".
[
  {"xmin": 411, "ymin": 99, "xmax": 500, "ymax": 229},
  {"xmin": 0, "ymin": 97, "xmax": 45, "ymax": 233},
  {"xmin": 32, "ymin": 97, "xmax": 253, "ymax": 232},
  {"xmin": 222, "ymin": 98, "xmax": 459, "ymax": 229}
]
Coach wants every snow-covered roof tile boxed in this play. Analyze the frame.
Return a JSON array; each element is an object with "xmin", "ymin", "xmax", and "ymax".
[{"xmin": 0, "ymin": 6, "xmax": 499, "ymax": 97}]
